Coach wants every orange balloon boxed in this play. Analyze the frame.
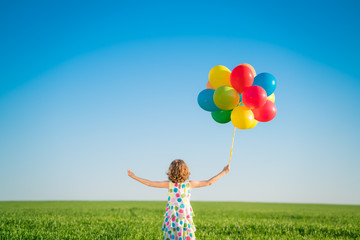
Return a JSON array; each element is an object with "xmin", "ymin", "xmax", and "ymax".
[
  {"xmin": 206, "ymin": 81, "xmax": 214, "ymax": 89},
  {"xmin": 238, "ymin": 63, "xmax": 256, "ymax": 76}
]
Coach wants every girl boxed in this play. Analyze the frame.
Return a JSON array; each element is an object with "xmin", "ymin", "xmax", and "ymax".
[{"xmin": 127, "ymin": 159, "xmax": 230, "ymax": 240}]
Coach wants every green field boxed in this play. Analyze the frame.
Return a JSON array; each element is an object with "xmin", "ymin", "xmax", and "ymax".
[{"xmin": 0, "ymin": 201, "xmax": 359, "ymax": 239}]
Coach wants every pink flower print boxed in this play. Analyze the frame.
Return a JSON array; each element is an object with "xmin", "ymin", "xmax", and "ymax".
[
  {"xmin": 179, "ymin": 209, "xmax": 184, "ymax": 213},
  {"xmin": 172, "ymin": 217, "xmax": 175, "ymax": 222},
  {"xmin": 178, "ymin": 232, "xmax": 181, "ymax": 236},
  {"xmin": 186, "ymin": 236, "xmax": 190, "ymax": 240},
  {"xmin": 175, "ymin": 183, "xmax": 178, "ymax": 187},
  {"xmin": 186, "ymin": 215, "xmax": 190, "ymax": 219},
  {"xmin": 176, "ymin": 193, "xmax": 180, "ymax": 198}
]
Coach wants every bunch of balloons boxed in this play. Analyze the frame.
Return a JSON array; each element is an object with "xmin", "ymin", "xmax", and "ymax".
[{"xmin": 197, "ymin": 64, "xmax": 277, "ymax": 129}]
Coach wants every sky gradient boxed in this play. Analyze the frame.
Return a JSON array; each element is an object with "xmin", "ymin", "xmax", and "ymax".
[{"xmin": 1, "ymin": 0, "xmax": 360, "ymax": 204}]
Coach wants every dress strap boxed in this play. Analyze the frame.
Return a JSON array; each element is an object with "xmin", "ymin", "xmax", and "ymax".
[{"xmin": 183, "ymin": 180, "xmax": 188, "ymax": 187}]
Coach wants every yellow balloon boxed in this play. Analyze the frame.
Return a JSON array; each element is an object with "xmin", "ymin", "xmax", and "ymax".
[
  {"xmin": 248, "ymin": 118, "xmax": 258, "ymax": 129},
  {"xmin": 209, "ymin": 65, "xmax": 231, "ymax": 89},
  {"xmin": 231, "ymin": 105, "xmax": 258, "ymax": 129},
  {"xmin": 238, "ymin": 63, "xmax": 256, "ymax": 76},
  {"xmin": 213, "ymin": 86, "xmax": 240, "ymax": 110},
  {"xmin": 267, "ymin": 93, "xmax": 275, "ymax": 103}
]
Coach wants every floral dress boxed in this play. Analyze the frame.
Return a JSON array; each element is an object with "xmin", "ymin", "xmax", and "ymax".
[{"xmin": 161, "ymin": 180, "xmax": 196, "ymax": 240}]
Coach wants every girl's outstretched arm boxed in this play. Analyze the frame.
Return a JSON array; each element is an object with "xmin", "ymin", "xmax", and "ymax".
[
  {"xmin": 190, "ymin": 164, "xmax": 230, "ymax": 189},
  {"xmin": 127, "ymin": 169, "xmax": 169, "ymax": 188}
]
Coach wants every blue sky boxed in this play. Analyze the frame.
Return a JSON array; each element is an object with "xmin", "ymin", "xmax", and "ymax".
[{"xmin": 0, "ymin": 0, "xmax": 359, "ymax": 204}]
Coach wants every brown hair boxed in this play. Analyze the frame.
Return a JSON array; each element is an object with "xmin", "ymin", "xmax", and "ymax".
[{"xmin": 166, "ymin": 159, "xmax": 190, "ymax": 183}]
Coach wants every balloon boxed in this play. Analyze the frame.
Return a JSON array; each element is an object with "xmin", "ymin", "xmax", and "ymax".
[
  {"xmin": 206, "ymin": 81, "xmax": 214, "ymax": 89},
  {"xmin": 213, "ymin": 86, "xmax": 240, "ymax": 110},
  {"xmin": 267, "ymin": 93, "xmax": 275, "ymax": 103},
  {"xmin": 208, "ymin": 65, "xmax": 231, "ymax": 89},
  {"xmin": 253, "ymin": 72, "xmax": 277, "ymax": 96},
  {"xmin": 252, "ymin": 100, "xmax": 277, "ymax": 122},
  {"xmin": 242, "ymin": 85, "xmax": 267, "ymax": 109},
  {"xmin": 231, "ymin": 105, "xmax": 258, "ymax": 129},
  {"xmin": 238, "ymin": 63, "xmax": 256, "ymax": 76},
  {"xmin": 230, "ymin": 65, "xmax": 254, "ymax": 94},
  {"xmin": 248, "ymin": 118, "xmax": 258, "ymax": 129},
  {"xmin": 211, "ymin": 110, "xmax": 232, "ymax": 124},
  {"xmin": 197, "ymin": 89, "xmax": 220, "ymax": 112}
]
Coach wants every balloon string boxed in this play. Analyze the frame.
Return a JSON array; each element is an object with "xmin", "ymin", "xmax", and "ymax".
[{"xmin": 228, "ymin": 126, "xmax": 236, "ymax": 165}]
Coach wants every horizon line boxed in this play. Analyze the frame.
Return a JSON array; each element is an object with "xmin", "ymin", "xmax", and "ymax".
[{"xmin": 0, "ymin": 200, "xmax": 359, "ymax": 206}]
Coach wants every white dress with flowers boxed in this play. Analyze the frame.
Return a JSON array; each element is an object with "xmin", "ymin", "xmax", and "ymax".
[{"xmin": 161, "ymin": 180, "xmax": 196, "ymax": 240}]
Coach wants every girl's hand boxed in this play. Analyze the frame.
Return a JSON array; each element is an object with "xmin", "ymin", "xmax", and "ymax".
[
  {"xmin": 223, "ymin": 164, "xmax": 230, "ymax": 174},
  {"xmin": 127, "ymin": 169, "xmax": 135, "ymax": 178}
]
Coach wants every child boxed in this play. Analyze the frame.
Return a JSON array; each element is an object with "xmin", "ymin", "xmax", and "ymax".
[{"xmin": 128, "ymin": 159, "xmax": 230, "ymax": 240}]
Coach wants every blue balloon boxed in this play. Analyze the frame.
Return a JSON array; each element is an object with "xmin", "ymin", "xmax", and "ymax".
[
  {"xmin": 253, "ymin": 73, "xmax": 277, "ymax": 96},
  {"xmin": 197, "ymin": 89, "xmax": 220, "ymax": 112}
]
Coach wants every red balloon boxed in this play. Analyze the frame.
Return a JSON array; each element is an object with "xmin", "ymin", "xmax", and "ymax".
[
  {"xmin": 242, "ymin": 86, "xmax": 267, "ymax": 109},
  {"xmin": 252, "ymin": 100, "xmax": 277, "ymax": 122},
  {"xmin": 230, "ymin": 65, "xmax": 254, "ymax": 94}
]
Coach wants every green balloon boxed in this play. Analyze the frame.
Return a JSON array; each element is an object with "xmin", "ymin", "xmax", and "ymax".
[
  {"xmin": 211, "ymin": 110, "xmax": 232, "ymax": 124},
  {"xmin": 213, "ymin": 86, "xmax": 240, "ymax": 110}
]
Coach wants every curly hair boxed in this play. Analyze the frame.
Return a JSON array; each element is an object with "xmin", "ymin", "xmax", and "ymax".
[{"xmin": 166, "ymin": 159, "xmax": 190, "ymax": 183}]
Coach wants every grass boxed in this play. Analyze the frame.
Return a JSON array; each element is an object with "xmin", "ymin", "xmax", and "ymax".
[{"xmin": 0, "ymin": 201, "xmax": 359, "ymax": 239}]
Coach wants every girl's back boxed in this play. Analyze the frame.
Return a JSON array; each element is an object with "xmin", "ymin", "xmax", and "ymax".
[{"xmin": 162, "ymin": 180, "xmax": 195, "ymax": 239}]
